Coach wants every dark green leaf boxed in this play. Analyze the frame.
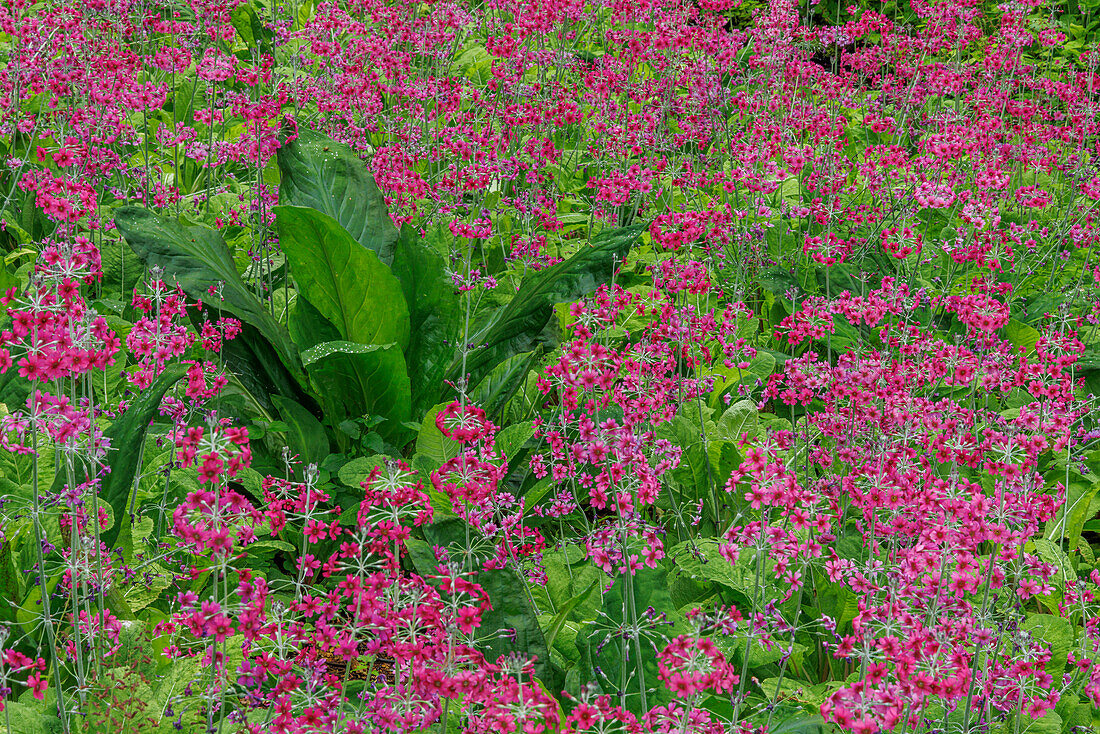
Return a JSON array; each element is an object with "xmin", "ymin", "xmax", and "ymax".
[
  {"xmin": 768, "ymin": 713, "xmax": 829, "ymax": 734},
  {"xmin": 414, "ymin": 403, "xmax": 462, "ymax": 472},
  {"xmin": 544, "ymin": 578, "xmax": 601, "ymax": 651},
  {"xmin": 448, "ymin": 222, "xmax": 645, "ymax": 390},
  {"xmin": 114, "ymin": 207, "xmax": 305, "ymax": 384},
  {"xmin": 392, "ymin": 225, "xmax": 461, "ymax": 418},
  {"xmin": 574, "ymin": 565, "xmax": 686, "ymax": 714},
  {"xmin": 302, "ymin": 341, "xmax": 411, "ymax": 443},
  {"xmin": 196, "ymin": 310, "xmax": 316, "ymax": 414},
  {"xmin": 288, "ymin": 292, "xmax": 341, "ymax": 352},
  {"xmin": 272, "ymin": 396, "xmax": 330, "ymax": 468},
  {"xmin": 100, "ymin": 363, "xmax": 188, "ymax": 550},
  {"xmin": 277, "ymin": 127, "xmax": 399, "ymax": 264},
  {"xmin": 757, "ymin": 266, "xmax": 799, "ymax": 299},
  {"xmin": 468, "ymin": 349, "xmax": 542, "ymax": 421},
  {"xmin": 656, "ymin": 415, "xmax": 711, "ymax": 504},
  {"xmin": 0, "ymin": 539, "xmax": 22, "ymax": 622},
  {"xmin": 476, "ymin": 567, "xmax": 563, "ymax": 694},
  {"xmin": 669, "ymin": 538, "xmax": 757, "ymax": 610},
  {"xmin": 275, "ymin": 205, "xmax": 410, "ymax": 350}
]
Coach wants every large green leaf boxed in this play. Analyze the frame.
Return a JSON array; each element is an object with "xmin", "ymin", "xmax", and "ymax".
[
  {"xmin": 392, "ymin": 225, "xmax": 461, "ymax": 417},
  {"xmin": 476, "ymin": 567, "xmax": 563, "ymax": 695},
  {"xmin": 288, "ymin": 296, "xmax": 340, "ymax": 352},
  {"xmin": 114, "ymin": 207, "xmax": 305, "ymax": 385},
  {"xmin": 229, "ymin": 1, "xmax": 274, "ymax": 55},
  {"xmin": 669, "ymin": 538, "xmax": 759, "ymax": 610},
  {"xmin": 468, "ymin": 349, "xmax": 542, "ymax": 422},
  {"xmin": 190, "ymin": 305, "xmax": 316, "ymax": 415},
  {"xmin": 447, "ymin": 222, "xmax": 645, "ymax": 390},
  {"xmin": 0, "ymin": 539, "xmax": 22, "ymax": 623},
  {"xmin": 1044, "ymin": 469, "xmax": 1099, "ymax": 553},
  {"xmin": 543, "ymin": 578, "xmax": 600, "ymax": 654},
  {"xmin": 100, "ymin": 363, "xmax": 188, "ymax": 549},
  {"xmin": 275, "ymin": 205, "xmax": 410, "ymax": 350},
  {"xmin": 1, "ymin": 701, "xmax": 51, "ymax": 734},
  {"xmin": 413, "ymin": 402, "xmax": 462, "ymax": 472},
  {"xmin": 301, "ymin": 341, "xmax": 411, "ymax": 443},
  {"xmin": 574, "ymin": 565, "xmax": 686, "ymax": 714},
  {"xmin": 272, "ymin": 396, "xmax": 330, "ymax": 469},
  {"xmin": 544, "ymin": 550, "xmax": 604, "ymax": 622},
  {"xmin": 656, "ymin": 414, "xmax": 711, "ymax": 504},
  {"xmin": 1020, "ymin": 613, "xmax": 1074, "ymax": 680},
  {"xmin": 277, "ymin": 127, "xmax": 400, "ymax": 264}
]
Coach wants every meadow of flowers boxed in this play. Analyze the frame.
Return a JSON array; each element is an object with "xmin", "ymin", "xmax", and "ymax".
[{"xmin": 1, "ymin": 0, "xmax": 1100, "ymax": 731}]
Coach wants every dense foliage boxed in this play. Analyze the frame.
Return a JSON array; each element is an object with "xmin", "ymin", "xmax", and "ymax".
[{"xmin": 1, "ymin": 0, "xmax": 1100, "ymax": 732}]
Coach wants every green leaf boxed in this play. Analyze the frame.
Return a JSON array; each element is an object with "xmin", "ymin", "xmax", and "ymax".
[
  {"xmin": 288, "ymin": 296, "xmax": 341, "ymax": 352},
  {"xmin": 276, "ymin": 127, "xmax": 400, "ymax": 264},
  {"xmin": 392, "ymin": 225, "xmax": 461, "ymax": 418},
  {"xmin": 1006, "ymin": 319, "xmax": 1041, "ymax": 356},
  {"xmin": 229, "ymin": 2, "xmax": 273, "ymax": 54},
  {"xmin": 403, "ymin": 537, "xmax": 441, "ymax": 578},
  {"xmin": 496, "ymin": 421, "xmax": 535, "ymax": 463},
  {"xmin": 301, "ymin": 341, "xmax": 411, "ymax": 443},
  {"xmin": 275, "ymin": 205, "xmax": 410, "ymax": 350},
  {"xmin": 447, "ymin": 222, "xmax": 645, "ymax": 390},
  {"xmin": 759, "ymin": 679, "xmax": 832, "ymax": 707},
  {"xmin": 758, "ymin": 266, "xmax": 799, "ymax": 301},
  {"xmin": 0, "ymin": 539, "xmax": 22, "ymax": 622},
  {"xmin": 475, "ymin": 567, "xmax": 563, "ymax": 694},
  {"xmin": 272, "ymin": 396, "xmax": 329, "ymax": 468},
  {"xmin": 415, "ymin": 403, "xmax": 462, "ymax": 472},
  {"xmin": 1020, "ymin": 613, "xmax": 1074, "ymax": 680},
  {"xmin": 1030, "ymin": 539, "xmax": 1077, "ymax": 613},
  {"xmin": 544, "ymin": 550, "xmax": 604, "ymax": 621},
  {"xmin": 99, "ymin": 363, "xmax": 188, "ymax": 550},
  {"xmin": 706, "ymin": 352, "xmax": 777, "ymax": 410},
  {"xmin": 17, "ymin": 567, "xmax": 64, "ymax": 638},
  {"xmin": 337, "ymin": 454, "xmax": 390, "ymax": 489},
  {"xmin": 656, "ymin": 414, "xmax": 711, "ymax": 504},
  {"xmin": 669, "ymin": 538, "xmax": 759, "ymax": 610},
  {"xmin": 996, "ymin": 711, "xmax": 1062, "ymax": 734},
  {"xmin": 543, "ymin": 578, "xmax": 600, "ymax": 651},
  {"xmin": 194, "ymin": 307, "xmax": 316, "ymax": 415},
  {"xmin": 1044, "ymin": 470, "xmax": 1098, "ymax": 553},
  {"xmin": 1, "ymin": 701, "xmax": 51, "ymax": 734},
  {"xmin": 575, "ymin": 565, "xmax": 686, "ymax": 714},
  {"xmin": 114, "ymin": 207, "xmax": 305, "ymax": 385},
  {"xmin": 768, "ymin": 713, "xmax": 829, "ymax": 734},
  {"xmin": 468, "ymin": 349, "xmax": 542, "ymax": 421}
]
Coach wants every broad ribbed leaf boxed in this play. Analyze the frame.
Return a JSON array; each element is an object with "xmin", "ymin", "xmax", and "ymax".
[
  {"xmin": 192, "ymin": 308, "xmax": 316, "ymax": 414},
  {"xmin": 277, "ymin": 127, "xmax": 399, "ymax": 264},
  {"xmin": 447, "ymin": 222, "xmax": 645, "ymax": 390},
  {"xmin": 275, "ymin": 205, "xmax": 409, "ymax": 350},
  {"xmin": 114, "ymin": 207, "xmax": 305, "ymax": 384},
  {"xmin": 392, "ymin": 225, "xmax": 460, "ymax": 417},
  {"xmin": 301, "ymin": 341, "xmax": 411, "ymax": 442}
]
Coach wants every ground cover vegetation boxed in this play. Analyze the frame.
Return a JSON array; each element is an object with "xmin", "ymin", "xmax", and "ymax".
[{"xmin": 1, "ymin": 0, "xmax": 1100, "ymax": 732}]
